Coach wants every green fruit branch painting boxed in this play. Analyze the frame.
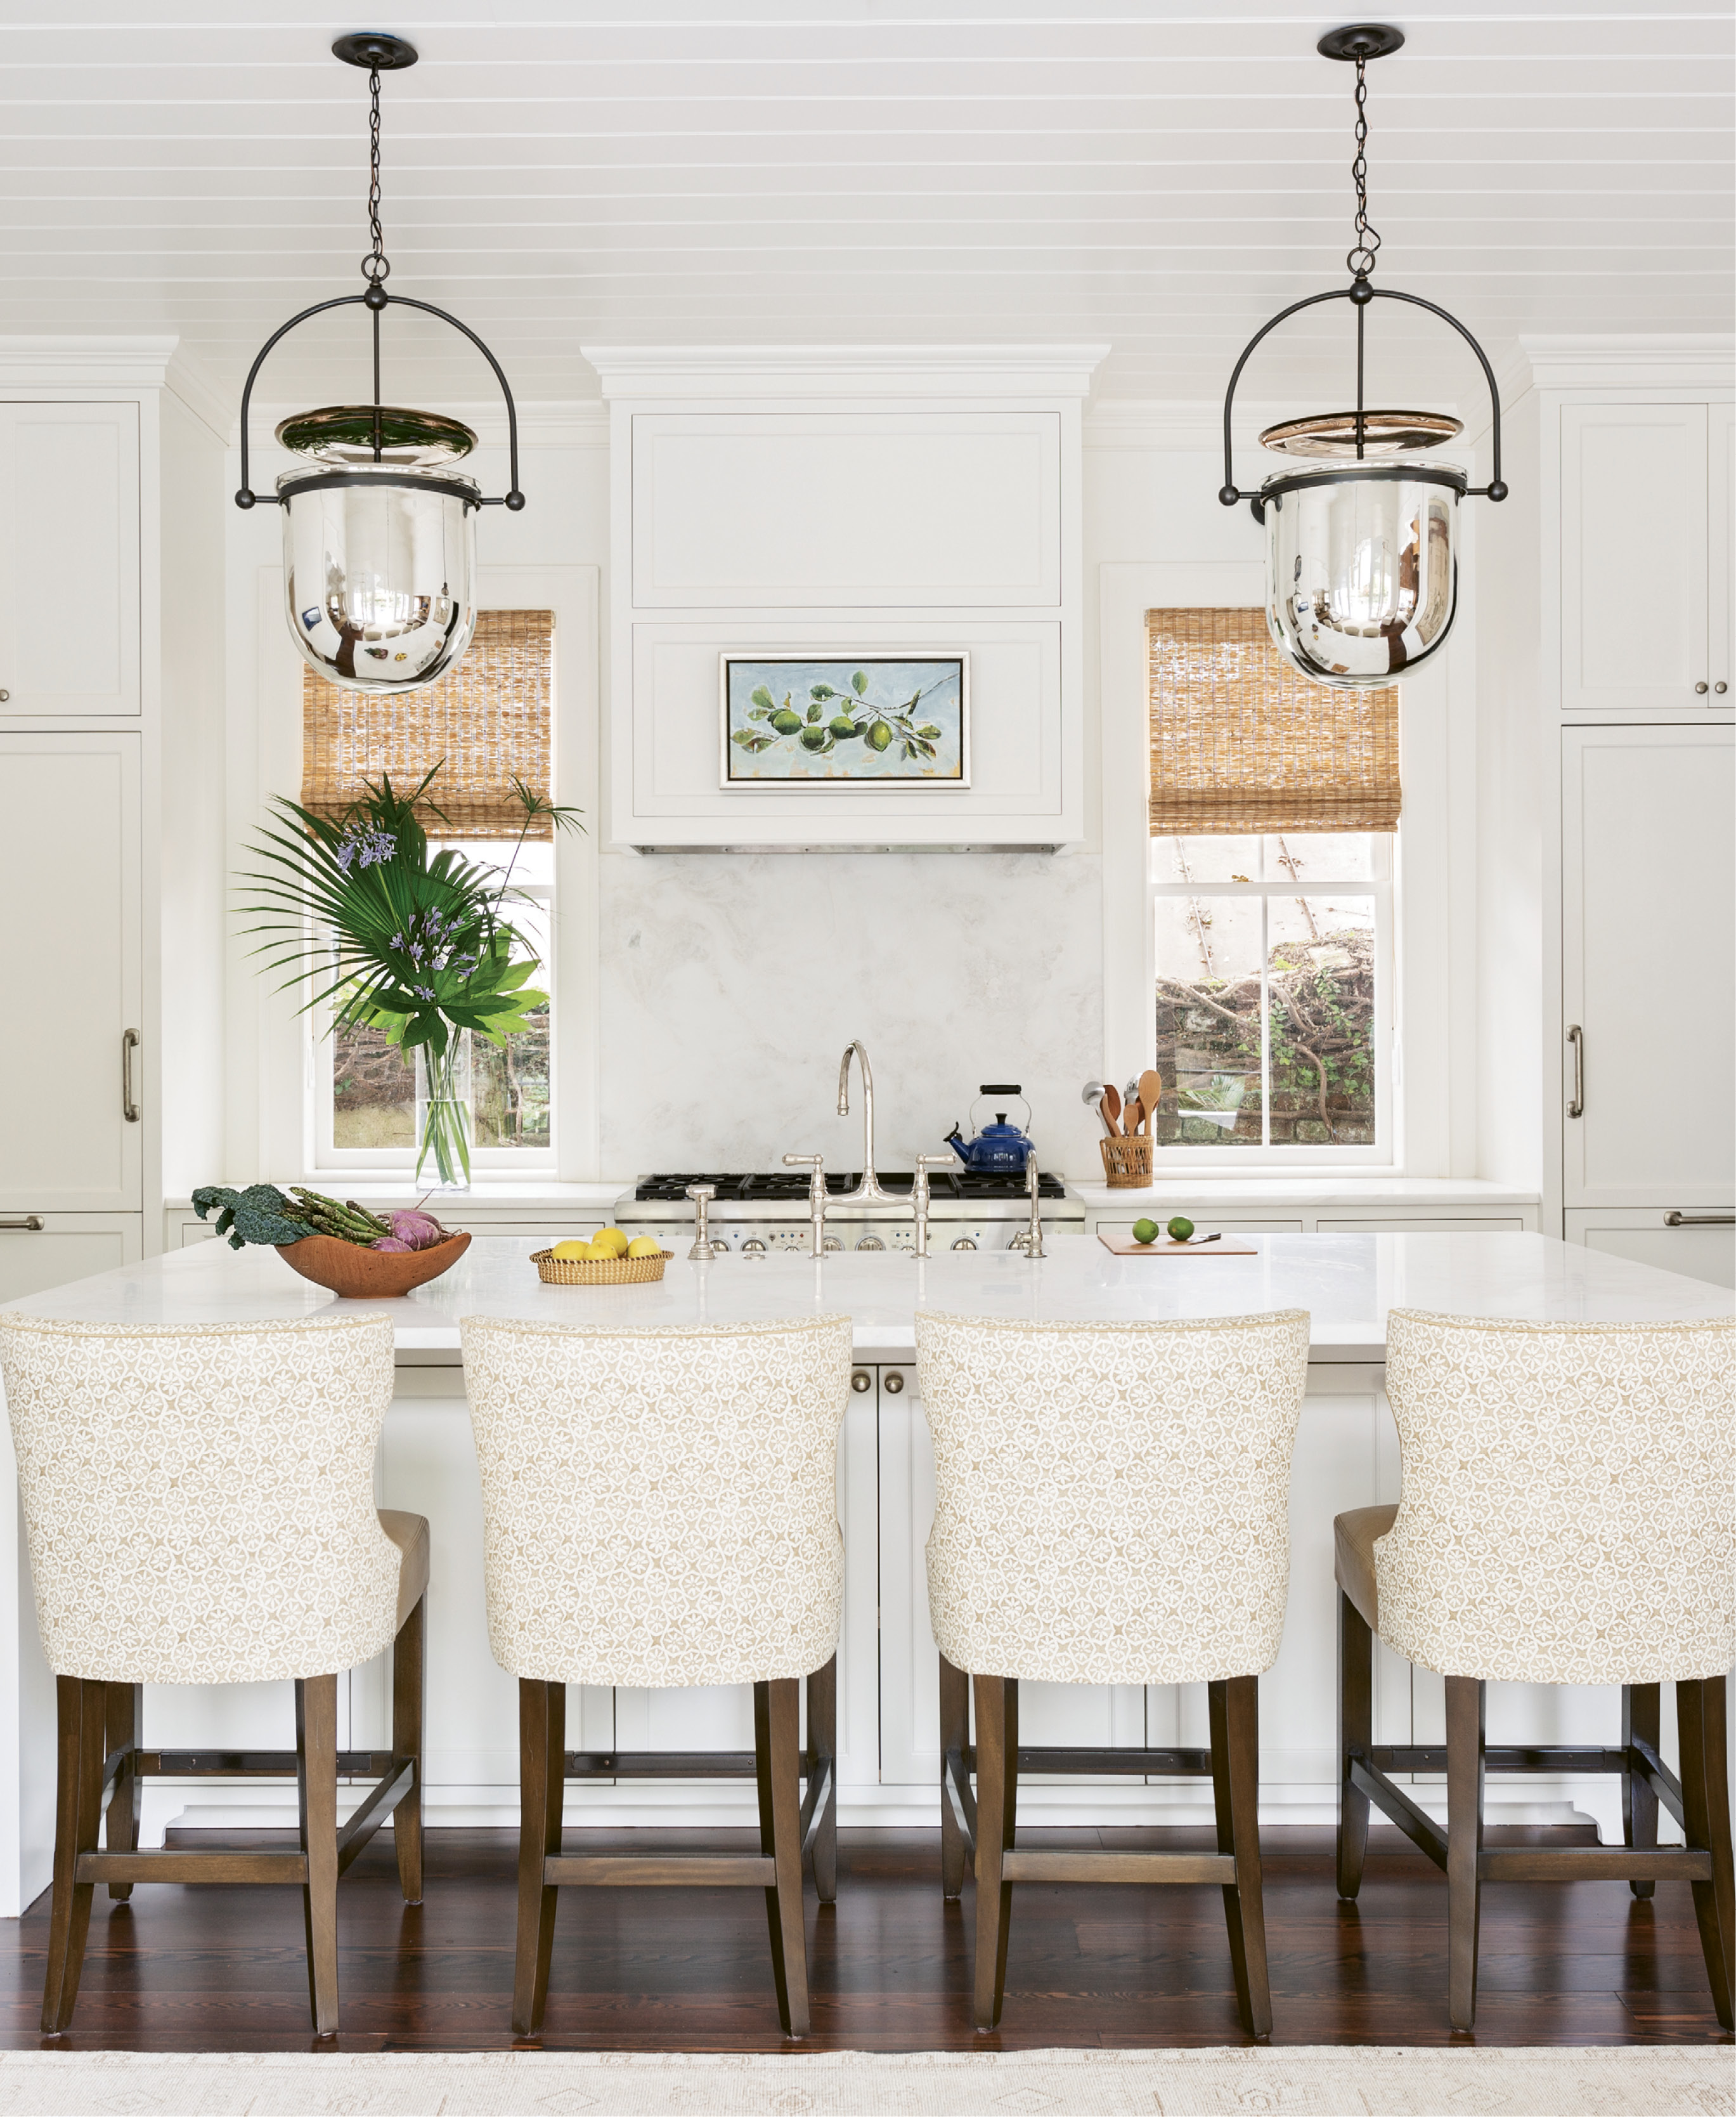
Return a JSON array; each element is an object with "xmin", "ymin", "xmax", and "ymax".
[{"xmin": 722, "ymin": 656, "xmax": 968, "ymax": 785}]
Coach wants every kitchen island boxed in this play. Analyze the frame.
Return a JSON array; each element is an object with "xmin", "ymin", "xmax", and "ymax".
[{"xmin": 0, "ymin": 1234, "xmax": 1728, "ymax": 1917}]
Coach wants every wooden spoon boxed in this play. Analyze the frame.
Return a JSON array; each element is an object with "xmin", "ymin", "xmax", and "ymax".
[
  {"xmin": 1137, "ymin": 1069, "xmax": 1162, "ymax": 1136},
  {"xmin": 1123, "ymin": 1096, "xmax": 1143, "ymax": 1134},
  {"xmin": 1102, "ymin": 1082, "xmax": 1123, "ymax": 1135}
]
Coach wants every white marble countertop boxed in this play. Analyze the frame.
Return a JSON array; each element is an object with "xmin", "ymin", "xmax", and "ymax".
[
  {"xmin": 11, "ymin": 1233, "xmax": 1728, "ymax": 1363},
  {"xmin": 1066, "ymin": 1176, "xmax": 1541, "ymax": 1210}
]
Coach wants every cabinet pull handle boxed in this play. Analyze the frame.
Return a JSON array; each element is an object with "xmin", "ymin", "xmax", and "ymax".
[
  {"xmin": 0, "ymin": 1215, "xmax": 44, "ymax": 1232},
  {"xmin": 1565, "ymin": 1024, "xmax": 1584, "ymax": 1119},
  {"xmin": 1665, "ymin": 1211, "xmax": 1735, "ymax": 1227},
  {"xmin": 122, "ymin": 1029, "xmax": 140, "ymax": 1123}
]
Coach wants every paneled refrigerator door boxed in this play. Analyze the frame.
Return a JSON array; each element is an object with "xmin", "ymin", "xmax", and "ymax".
[
  {"xmin": 1562, "ymin": 724, "xmax": 1735, "ymax": 1209},
  {"xmin": 0, "ymin": 403, "xmax": 141, "ymax": 717},
  {"xmin": 0, "ymin": 733, "xmax": 143, "ymax": 1214}
]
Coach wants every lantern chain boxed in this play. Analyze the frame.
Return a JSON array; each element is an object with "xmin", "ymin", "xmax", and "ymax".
[
  {"xmin": 1345, "ymin": 56, "xmax": 1382, "ymax": 280},
  {"xmin": 361, "ymin": 66, "xmax": 390, "ymax": 288}
]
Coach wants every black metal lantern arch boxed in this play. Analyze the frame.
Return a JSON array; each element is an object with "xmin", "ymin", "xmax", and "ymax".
[
  {"xmin": 1217, "ymin": 24, "xmax": 1510, "ymax": 689},
  {"xmin": 234, "ymin": 33, "xmax": 526, "ymax": 694}
]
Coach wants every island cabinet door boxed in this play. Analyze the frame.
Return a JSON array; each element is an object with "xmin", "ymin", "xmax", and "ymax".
[
  {"xmin": 878, "ymin": 1364, "xmax": 1141, "ymax": 1791},
  {"xmin": 1562, "ymin": 724, "xmax": 1735, "ymax": 1211},
  {"xmin": 0, "ymin": 733, "xmax": 143, "ymax": 1215}
]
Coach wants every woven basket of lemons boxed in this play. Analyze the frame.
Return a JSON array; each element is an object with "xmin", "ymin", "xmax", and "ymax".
[{"xmin": 532, "ymin": 1228, "xmax": 671, "ymax": 1285}]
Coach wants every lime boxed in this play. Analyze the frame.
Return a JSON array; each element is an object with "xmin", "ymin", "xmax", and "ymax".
[
  {"xmin": 1167, "ymin": 1216, "xmax": 1196, "ymax": 1243},
  {"xmin": 865, "ymin": 719, "xmax": 893, "ymax": 752},
  {"xmin": 770, "ymin": 710, "xmax": 803, "ymax": 735},
  {"xmin": 829, "ymin": 715, "xmax": 862, "ymax": 739},
  {"xmin": 799, "ymin": 726, "xmax": 830, "ymax": 752},
  {"xmin": 1131, "ymin": 1218, "xmax": 1160, "ymax": 1245}
]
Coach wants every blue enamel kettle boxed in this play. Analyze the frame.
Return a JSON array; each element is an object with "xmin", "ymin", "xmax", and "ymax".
[{"xmin": 946, "ymin": 1085, "xmax": 1035, "ymax": 1174}]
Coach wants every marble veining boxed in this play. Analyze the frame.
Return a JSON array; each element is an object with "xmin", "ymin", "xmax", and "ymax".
[
  {"xmin": 596, "ymin": 848, "xmax": 1104, "ymax": 1176},
  {"xmin": 12, "ymin": 1233, "xmax": 1730, "ymax": 1360}
]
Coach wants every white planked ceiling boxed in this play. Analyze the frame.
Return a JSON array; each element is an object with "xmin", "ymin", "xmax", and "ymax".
[{"xmin": 0, "ymin": 1, "xmax": 1730, "ymax": 415}]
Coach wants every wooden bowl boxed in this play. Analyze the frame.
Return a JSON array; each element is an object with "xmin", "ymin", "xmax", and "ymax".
[{"xmin": 276, "ymin": 1230, "xmax": 471, "ymax": 1299}]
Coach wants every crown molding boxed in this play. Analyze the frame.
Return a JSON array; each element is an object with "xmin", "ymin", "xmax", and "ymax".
[
  {"xmin": 1510, "ymin": 334, "xmax": 1736, "ymax": 396},
  {"xmin": 0, "ymin": 335, "xmax": 229, "ymax": 440},
  {"xmin": 580, "ymin": 343, "xmax": 1109, "ymax": 403}
]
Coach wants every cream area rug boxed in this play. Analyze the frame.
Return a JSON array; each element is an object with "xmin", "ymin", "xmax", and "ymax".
[{"xmin": 0, "ymin": 2046, "xmax": 1728, "ymax": 2116}]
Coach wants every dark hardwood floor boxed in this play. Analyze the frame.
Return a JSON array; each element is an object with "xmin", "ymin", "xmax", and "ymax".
[{"xmin": 1, "ymin": 1825, "xmax": 1726, "ymax": 2052}]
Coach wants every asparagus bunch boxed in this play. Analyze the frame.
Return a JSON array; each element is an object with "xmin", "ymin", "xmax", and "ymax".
[{"xmin": 284, "ymin": 1187, "xmax": 392, "ymax": 1246}]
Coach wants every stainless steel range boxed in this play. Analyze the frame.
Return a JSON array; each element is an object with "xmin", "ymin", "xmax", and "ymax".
[{"xmin": 614, "ymin": 1168, "xmax": 1085, "ymax": 1255}]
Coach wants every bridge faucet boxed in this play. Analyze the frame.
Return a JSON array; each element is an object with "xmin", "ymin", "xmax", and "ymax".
[{"xmin": 835, "ymin": 1039, "xmax": 895, "ymax": 1202}]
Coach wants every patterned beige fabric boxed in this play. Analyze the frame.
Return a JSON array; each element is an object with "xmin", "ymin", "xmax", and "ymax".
[
  {"xmin": 461, "ymin": 1315, "xmax": 852, "ymax": 1687},
  {"xmin": 1379, "ymin": 1310, "xmax": 1736, "ymax": 1684},
  {"xmin": 917, "ymin": 1309, "xmax": 1311, "ymax": 1686},
  {"xmin": 0, "ymin": 1313, "xmax": 402, "ymax": 1685}
]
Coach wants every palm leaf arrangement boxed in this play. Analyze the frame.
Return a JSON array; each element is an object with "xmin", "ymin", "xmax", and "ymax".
[{"xmin": 238, "ymin": 765, "xmax": 582, "ymax": 1185}]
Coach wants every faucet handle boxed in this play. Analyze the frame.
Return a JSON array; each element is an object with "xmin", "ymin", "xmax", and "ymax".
[
  {"xmin": 914, "ymin": 1152, "xmax": 954, "ymax": 1193},
  {"xmin": 782, "ymin": 1152, "xmax": 826, "ymax": 1198}
]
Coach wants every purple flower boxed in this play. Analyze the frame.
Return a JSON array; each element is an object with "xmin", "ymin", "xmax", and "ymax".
[{"xmin": 334, "ymin": 824, "xmax": 396, "ymax": 873}]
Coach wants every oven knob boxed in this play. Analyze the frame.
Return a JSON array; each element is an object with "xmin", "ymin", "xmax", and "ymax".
[
  {"xmin": 823, "ymin": 1235, "xmax": 844, "ymax": 1252},
  {"xmin": 856, "ymin": 1235, "xmax": 885, "ymax": 1251},
  {"xmin": 741, "ymin": 1238, "xmax": 766, "ymax": 1254},
  {"xmin": 883, "ymin": 1370, "xmax": 905, "ymax": 1395},
  {"xmin": 851, "ymin": 1369, "xmax": 874, "ymax": 1393},
  {"xmin": 951, "ymin": 1237, "xmax": 978, "ymax": 1251}
]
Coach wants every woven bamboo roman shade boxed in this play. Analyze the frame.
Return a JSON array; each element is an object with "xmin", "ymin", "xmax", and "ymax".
[
  {"xmin": 302, "ymin": 609, "xmax": 555, "ymax": 838},
  {"xmin": 1146, "ymin": 608, "xmax": 1401, "ymax": 834}
]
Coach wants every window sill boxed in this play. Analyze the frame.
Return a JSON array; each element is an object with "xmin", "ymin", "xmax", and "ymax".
[{"xmin": 1064, "ymin": 1175, "xmax": 1539, "ymax": 1211}]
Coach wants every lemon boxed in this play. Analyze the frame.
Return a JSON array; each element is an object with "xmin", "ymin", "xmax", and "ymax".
[
  {"xmin": 591, "ymin": 1228, "xmax": 630, "ymax": 1258},
  {"xmin": 626, "ymin": 1237, "xmax": 663, "ymax": 1259},
  {"xmin": 551, "ymin": 1239, "xmax": 592, "ymax": 1261}
]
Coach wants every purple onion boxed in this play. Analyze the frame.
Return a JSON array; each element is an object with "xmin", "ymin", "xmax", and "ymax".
[{"xmin": 387, "ymin": 1209, "xmax": 447, "ymax": 1249}]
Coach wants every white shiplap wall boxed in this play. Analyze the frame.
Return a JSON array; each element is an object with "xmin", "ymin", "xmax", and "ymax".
[{"xmin": 1, "ymin": 1, "xmax": 1729, "ymax": 409}]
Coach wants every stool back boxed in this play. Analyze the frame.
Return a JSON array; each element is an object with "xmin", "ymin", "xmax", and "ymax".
[
  {"xmin": 1382, "ymin": 1309, "xmax": 1736, "ymax": 1683},
  {"xmin": 0, "ymin": 1312, "xmax": 400, "ymax": 1684},
  {"xmin": 916, "ymin": 1308, "xmax": 1311, "ymax": 1686},
  {"xmin": 461, "ymin": 1313, "xmax": 852, "ymax": 1687}
]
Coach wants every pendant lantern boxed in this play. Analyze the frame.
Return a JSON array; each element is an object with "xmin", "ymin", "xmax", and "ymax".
[
  {"xmin": 234, "ymin": 34, "xmax": 525, "ymax": 693},
  {"xmin": 1219, "ymin": 25, "xmax": 1508, "ymax": 688}
]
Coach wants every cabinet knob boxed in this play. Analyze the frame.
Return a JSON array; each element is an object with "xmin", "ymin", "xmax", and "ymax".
[
  {"xmin": 1717, "ymin": 682, "xmax": 1728, "ymax": 695},
  {"xmin": 883, "ymin": 1370, "xmax": 905, "ymax": 1395},
  {"xmin": 851, "ymin": 1369, "xmax": 873, "ymax": 1393},
  {"xmin": 1695, "ymin": 681, "xmax": 1709, "ymax": 694},
  {"xmin": 0, "ymin": 689, "xmax": 10, "ymax": 702}
]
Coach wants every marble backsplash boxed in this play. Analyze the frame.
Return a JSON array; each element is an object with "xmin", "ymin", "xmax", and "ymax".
[{"xmin": 597, "ymin": 849, "xmax": 1105, "ymax": 1180}]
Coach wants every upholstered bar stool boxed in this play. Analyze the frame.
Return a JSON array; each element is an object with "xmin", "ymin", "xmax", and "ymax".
[
  {"xmin": 1335, "ymin": 1308, "xmax": 1735, "ymax": 2032},
  {"xmin": 0, "ymin": 1312, "xmax": 428, "ymax": 2037},
  {"xmin": 461, "ymin": 1312, "xmax": 851, "ymax": 2040},
  {"xmin": 917, "ymin": 1307, "xmax": 1311, "ymax": 2036}
]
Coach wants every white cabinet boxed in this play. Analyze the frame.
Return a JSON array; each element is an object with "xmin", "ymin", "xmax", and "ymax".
[
  {"xmin": 0, "ymin": 404, "xmax": 140, "ymax": 717},
  {"xmin": 1711, "ymin": 402, "xmax": 1734, "ymax": 701},
  {"xmin": 0, "ymin": 1213, "xmax": 141, "ymax": 1306},
  {"xmin": 0, "ymin": 733, "xmax": 143, "ymax": 1213},
  {"xmin": 1562, "ymin": 725, "xmax": 1735, "ymax": 1209},
  {"xmin": 1565, "ymin": 1208, "xmax": 1735, "ymax": 1291},
  {"xmin": 1560, "ymin": 403, "xmax": 1727, "ymax": 713}
]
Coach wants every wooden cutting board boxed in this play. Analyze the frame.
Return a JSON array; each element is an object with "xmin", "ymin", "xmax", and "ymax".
[{"xmin": 1097, "ymin": 1231, "xmax": 1260, "ymax": 1257}]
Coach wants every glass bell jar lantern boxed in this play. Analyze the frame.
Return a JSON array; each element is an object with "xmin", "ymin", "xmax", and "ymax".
[
  {"xmin": 1217, "ymin": 25, "xmax": 1508, "ymax": 689},
  {"xmin": 234, "ymin": 34, "xmax": 524, "ymax": 694}
]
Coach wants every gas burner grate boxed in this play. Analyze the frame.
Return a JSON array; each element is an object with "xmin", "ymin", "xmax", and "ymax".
[{"xmin": 632, "ymin": 1169, "xmax": 1067, "ymax": 1205}]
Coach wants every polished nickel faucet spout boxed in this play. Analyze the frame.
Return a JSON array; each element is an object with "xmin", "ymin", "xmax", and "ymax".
[{"xmin": 836, "ymin": 1039, "xmax": 895, "ymax": 1202}]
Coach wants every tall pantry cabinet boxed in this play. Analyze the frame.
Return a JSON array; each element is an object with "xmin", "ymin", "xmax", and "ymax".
[
  {"xmin": 0, "ymin": 348, "xmax": 229, "ymax": 1303},
  {"xmin": 1477, "ymin": 346, "xmax": 1735, "ymax": 1287}
]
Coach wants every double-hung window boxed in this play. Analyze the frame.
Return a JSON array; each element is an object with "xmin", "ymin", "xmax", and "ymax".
[
  {"xmin": 304, "ymin": 609, "xmax": 559, "ymax": 1174},
  {"xmin": 1145, "ymin": 609, "xmax": 1399, "ymax": 1164}
]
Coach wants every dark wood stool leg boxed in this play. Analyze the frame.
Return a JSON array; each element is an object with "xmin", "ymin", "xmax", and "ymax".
[
  {"xmin": 971, "ymin": 1672, "xmax": 1018, "ymax": 2031},
  {"xmin": 1337, "ymin": 1589, "xmax": 1373, "ymax": 1900},
  {"xmin": 1678, "ymin": 1676, "xmax": 1735, "ymax": 2030},
  {"xmin": 1210, "ymin": 1674, "xmax": 1272, "ymax": 2039},
  {"xmin": 392, "ymin": 1594, "xmax": 426, "ymax": 1905},
  {"xmin": 1445, "ymin": 1674, "xmax": 1485, "ymax": 2033},
  {"xmin": 295, "ymin": 1673, "xmax": 340, "ymax": 2037},
  {"xmin": 512, "ymin": 1677, "xmax": 566, "ymax": 2036},
  {"xmin": 42, "ymin": 1677, "xmax": 107, "ymax": 2034},
  {"xmin": 805, "ymin": 1653, "xmax": 837, "ymax": 1905},
  {"xmin": 1622, "ymin": 1682, "xmax": 1660, "ymax": 1901},
  {"xmin": 103, "ymin": 1681, "xmax": 143, "ymax": 1902},
  {"xmin": 756, "ymin": 1676, "xmax": 810, "ymax": 2036},
  {"xmin": 940, "ymin": 1652, "xmax": 970, "ymax": 1901}
]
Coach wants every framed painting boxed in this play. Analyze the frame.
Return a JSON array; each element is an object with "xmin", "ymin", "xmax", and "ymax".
[{"xmin": 720, "ymin": 654, "xmax": 969, "ymax": 787}]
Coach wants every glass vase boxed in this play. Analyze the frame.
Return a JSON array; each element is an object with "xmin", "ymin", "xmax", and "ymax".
[{"xmin": 413, "ymin": 1033, "xmax": 473, "ymax": 1190}]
